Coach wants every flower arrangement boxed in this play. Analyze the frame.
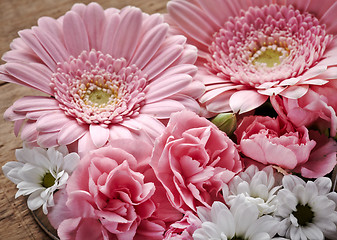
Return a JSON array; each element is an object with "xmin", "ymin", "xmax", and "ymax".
[{"xmin": 1, "ymin": 1, "xmax": 337, "ymax": 240}]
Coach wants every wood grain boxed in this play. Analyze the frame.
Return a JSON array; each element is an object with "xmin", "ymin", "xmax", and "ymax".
[{"xmin": 0, "ymin": 0, "xmax": 168, "ymax": 239}]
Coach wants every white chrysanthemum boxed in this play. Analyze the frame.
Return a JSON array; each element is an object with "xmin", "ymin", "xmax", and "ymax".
[
  {"xmin": 2, "ymin": 145, "xmax": 80, "ymax": 214},
  {"xmin": 223, "ymin": 165, "xmax": 282, "ymax": 216},
  {"xmin": 275, "ymin": 175, "xmax": 337, "ymax": 240},
  {"xmin": 193, "ymin": 196, "xmax": 279, "ymax": 240}
]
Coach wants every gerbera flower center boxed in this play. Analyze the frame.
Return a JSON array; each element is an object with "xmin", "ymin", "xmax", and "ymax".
[
  {"xmin": 42, "ymin": 172, "xmax": 56, "ymax": 188},
  {"xmin": 87, "ymin": 89, "xmax": 113, "ymax": 106},
  {"xmin": 51, "ymin": 50, "xmax": 147, "ymax": 125},
  {"xmin": 208, "ymin": 4, "xmax": 333, "ymax": 87},
  {"xmin": 293, "ymin": 203, "xmax": 314, "ymax": 226},
  {"xmin": 252, "ymin": 46, "xmax": 288, "ymax": 68}
]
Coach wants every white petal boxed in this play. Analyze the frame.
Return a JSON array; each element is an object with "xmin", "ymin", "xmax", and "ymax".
[
  {"xmin": 27, "ymin": 191, "xmax": 45, "ymax": 211},
  {"xmin": 62, "ymin": 152, "xmax": 80, "ymax": 173}
]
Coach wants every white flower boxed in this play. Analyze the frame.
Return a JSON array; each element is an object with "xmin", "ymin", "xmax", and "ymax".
[
  {"xmin": 2, "ymin": 145, "xmax": 80, "ymax": 214},
  {"xmin": 223, "ymin": 165, "xmax": 282, "ymax": 216},
  {"xmin": 193, "ymin": 196, "xmax": 279, "ymax": 240},
  {"xmin": 275, "ymin": 175, "xmax": 337, "ymax": 240}
]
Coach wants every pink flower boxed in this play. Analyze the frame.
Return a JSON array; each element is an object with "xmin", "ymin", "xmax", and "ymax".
[
  {"xmin": 48, "ymin": 140, "xmax": 165, "ymax": 239},
  {"xmin": 163, "ymin": 211, "xmax": 202, "ymax": 240},
  {"xmin": 296, "ymin": 130, "xmax": 337, "ymax": 178},
  {"xmin": 235, "ymin": 115, "xmax": 336, "ymax": 177},
  {"xmin": 150, "ymin": 111, "xmax": 242, "ymax": 213},
  {"xmin": 271, "ymin": 84, "xmax": 337, "ymax": 136},
  {"xmin": 2, "ymin": 3, "xmax": 204, "ymax": 154},
  {"xmin": 166, "ymin": 0, "xmax": 337, "ymax": 114}
]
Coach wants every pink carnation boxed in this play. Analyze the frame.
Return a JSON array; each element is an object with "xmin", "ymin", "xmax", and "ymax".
[
  {"xmin": 166, "ymin": 0, "xmax": 337, "ymax": 115},
  {"xmin": 163, "ymin": 211, "xmax": 202, "ymax": 240},
  {"xmin": 296, "ymin": 130, "xmax": 337, "ymax": 178},
  {"xmin": 271, "ymin": 84, "xmax": 337, "ymax": 136},
  {"xmin": 48, "ymin": 140, "xmax": 165, "ymax": 239},
  {"xmin": 2, "ymin": 3, "xmax": 204, "ymax": 155},
  {"xmin": 235, "ymin": 116, "xmax": 337, "ymax": 177},
  {"xmin": 151, "ymin": 111, "xmax": 242, "ymax": 213}
]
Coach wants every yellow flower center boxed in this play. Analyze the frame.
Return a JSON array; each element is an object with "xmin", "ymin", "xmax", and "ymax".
[
  {"xmin": 251, "ymin": 44, "xmax": 289, "ymax": 68},
  {"xmin": 88, "ymin": 89, "xmax": 112, "ymax": 106},
  {"xmin": 253, "ymin": 48, "xmax": 283, "ymax": 67}
]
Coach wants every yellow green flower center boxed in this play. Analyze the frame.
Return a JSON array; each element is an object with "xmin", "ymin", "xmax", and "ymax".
[
  {"xmin": 252, "ymin": 48, "xmax": 283, "ymax": 67},
  {"xmin": 88, "ymin": 89, "xmax": 112, "ymax": 106},
  {"xmin": 42, "ymin": 172, "xmax": 56, "ymax": 188}
]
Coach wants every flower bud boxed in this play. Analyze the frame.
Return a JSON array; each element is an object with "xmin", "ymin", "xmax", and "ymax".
[{"xmin": 211, "ymin": 113, "xmax": 237, "ymax": 136}]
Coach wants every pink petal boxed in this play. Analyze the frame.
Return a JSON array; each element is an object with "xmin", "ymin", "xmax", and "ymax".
[
  {"xmin": 196, "ymin": 0, "xmax": 236, "ymax": 27},
  {"xmin": 158, "ymin": 64, "xmax": 197, "ymax": 79},
  {"xmin": 140, "ymin": 100, "xmax": 185, "ymax": 119},
  {"xmin": 9, "ymin": 37, "xmax": 30, "ymax": 50},
  {"xmin": 14, "ymin": 120, "xmax": 25, "ymax": 136},
  {"xmin": 70, "ymin": 3, "xmax": 87, "ymax": 16},
  {"xmin": 142, "ymin": 45, "xmax": 184, "ymax": 80},
  {"xmin": 37, "ymin": 16, "xmax": 64, "ymax": 39},
  {"xmin": 20, "ymin": 121, "xmax": 38, "ymax": 142},
  {"xmin": 167, "ymin": 0, "xmax": 216, "ymax": 46},
  {"xmin": 36, "ymin": 110, "xmax": 71, "ymax": 132},
  {"xmin": 130, "ymin": 23, "xmax": 169, "ymax": 69},
  {"xmin": 110, "ymin": 7, "xmax": 142, "ymax": 60},
  {"xmin": 139, "ymin": 13, "xmax": 164, "ymax": 38},
  {"xmin": 167, "ymin": 77, "xmax": 204, "ymax": 102},
  {"xmin": 12, "ymin": 96, "xmax": 59, "ymax": 112},
  {"xmin": 229, "ymin": 90, "xmax": 269, "ymax": 114},
  {"xmin": 18, "ymin": 29, "xmax": 57, "ymax": 70},
  {"xmin": 301, "ymin": 64, "xmax": 327, "ymax": 80},
  {"xmin": 5, "ymin": 62, "xmax": 53, "ymax": 95},
  {"xmin": 278, "ymin": 78, "xmax": 301, "ymax": 86},
  {"xmin": 170, "ymin": 44, "xmax": 198, "ymax": 66},
  {"xmin": 197, "ymin": 73, "xmax": 226, "ymax": 85},
  {"xmin": 200, "ymin": 84, "xmax": 239, "ymax": 103},
  {"xmin": 4, "ymin": 105, "xmax": 25, "ymax": 121},
  {"xmin": 170, "ymin": 94, "xmax": 201, "ymax": 113},
  {"xmin": 101, "ymin": 13, "xmax": 121, "ymax": 54},
  {"xmin": 315, "ymin": 67, "xmax": 337, "ymax": 79},
  {"xmin": 58, "ymin": 121, "xmax": 87, "ymax": 146},
  {"xmin": 257, "ymin": 86, "xmax": 285, "ymax": 96},
  {"xmin": 298, "ymin": 131, "xmax": 337, "ymax": 178},
  {"xmin": 47, "ymin": 190, "xmax": 72, "ymax": 229},
  {"xmin": 206, "ymin": 90, "xmax": 236, "ymax": 113},
  {"xmin": 37, "ymin": 132, "xmax": 59, "ymax": 148},
  {"xmin": 63, "ymin": 11, "xmax": 89, "ymax": 57},
  {"xmin": 2, "ymin": 49, "xmax": 42, "ymax": 63},
  {"xmin": 314, "ymin": 0, "xmax": 337, "ymax": 28},
  {"xmin": 302, "ymin": 79, "xmax": 329, "ymax": 85},
  {"xmin": 126, "ymin": 114, "xmax": 165, "ymax": 141},
  {"xmin": 119, "ymin": 118, "xmax": 142, "ymax": 131},
  {"xmin": 145, "ymin": 74, "xmax": 192, "ymax": 103},
  {"xmin": 317, "ymin": 55, "xmax": 337, "ymax": 67},
  {"xmin": 26, "ymin": 110, "xmax": 57, "ymax": 121},
  {"xmin": 109, "ymin": 125, "xmax": 134, "ymax": 140},
  {"xmin": 89, "ymin": 124, "xmax": 110, "ymax": 148},
  {"xmin": 32, "ymin": 26, "xmax": 69, "ymax": 63},
  {"xmin": 241, "ymin": 139, "xmax": 298, "ymax": 169},
  {"xmin": 83, "ymin": 2, "xmax": 106, "ymax": 50},
  {"xmin": 77, "ymin": 132, "xmax": 97, "ymax": 157},
  {"xmin": 279, "ymin": 85, "xmax": 309, "ymax": 99}
]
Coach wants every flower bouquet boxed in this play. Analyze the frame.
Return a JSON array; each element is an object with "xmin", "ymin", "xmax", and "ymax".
[{"xmin": 2, "ymin": 0, "xmax": 337, "ymax": 239}]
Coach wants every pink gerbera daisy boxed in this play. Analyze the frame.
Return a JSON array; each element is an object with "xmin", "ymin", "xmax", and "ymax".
[
  {"xmin": 166, "ymin": 0, "xmax": 337, "ymax": 114},
  {"xmin": 1, "ymin": 3, "xmax": 204, "ymax": 154}
]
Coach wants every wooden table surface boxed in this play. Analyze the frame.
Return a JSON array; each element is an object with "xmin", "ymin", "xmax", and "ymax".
[{"xmin": 0, "ymin": 0, "xmax": 168, "ymax": 239}]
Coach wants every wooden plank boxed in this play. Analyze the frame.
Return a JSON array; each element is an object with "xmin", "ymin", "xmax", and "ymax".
[{"xmin": 0, "ymin": 0, "xmax": 168, "ymax": 239}]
